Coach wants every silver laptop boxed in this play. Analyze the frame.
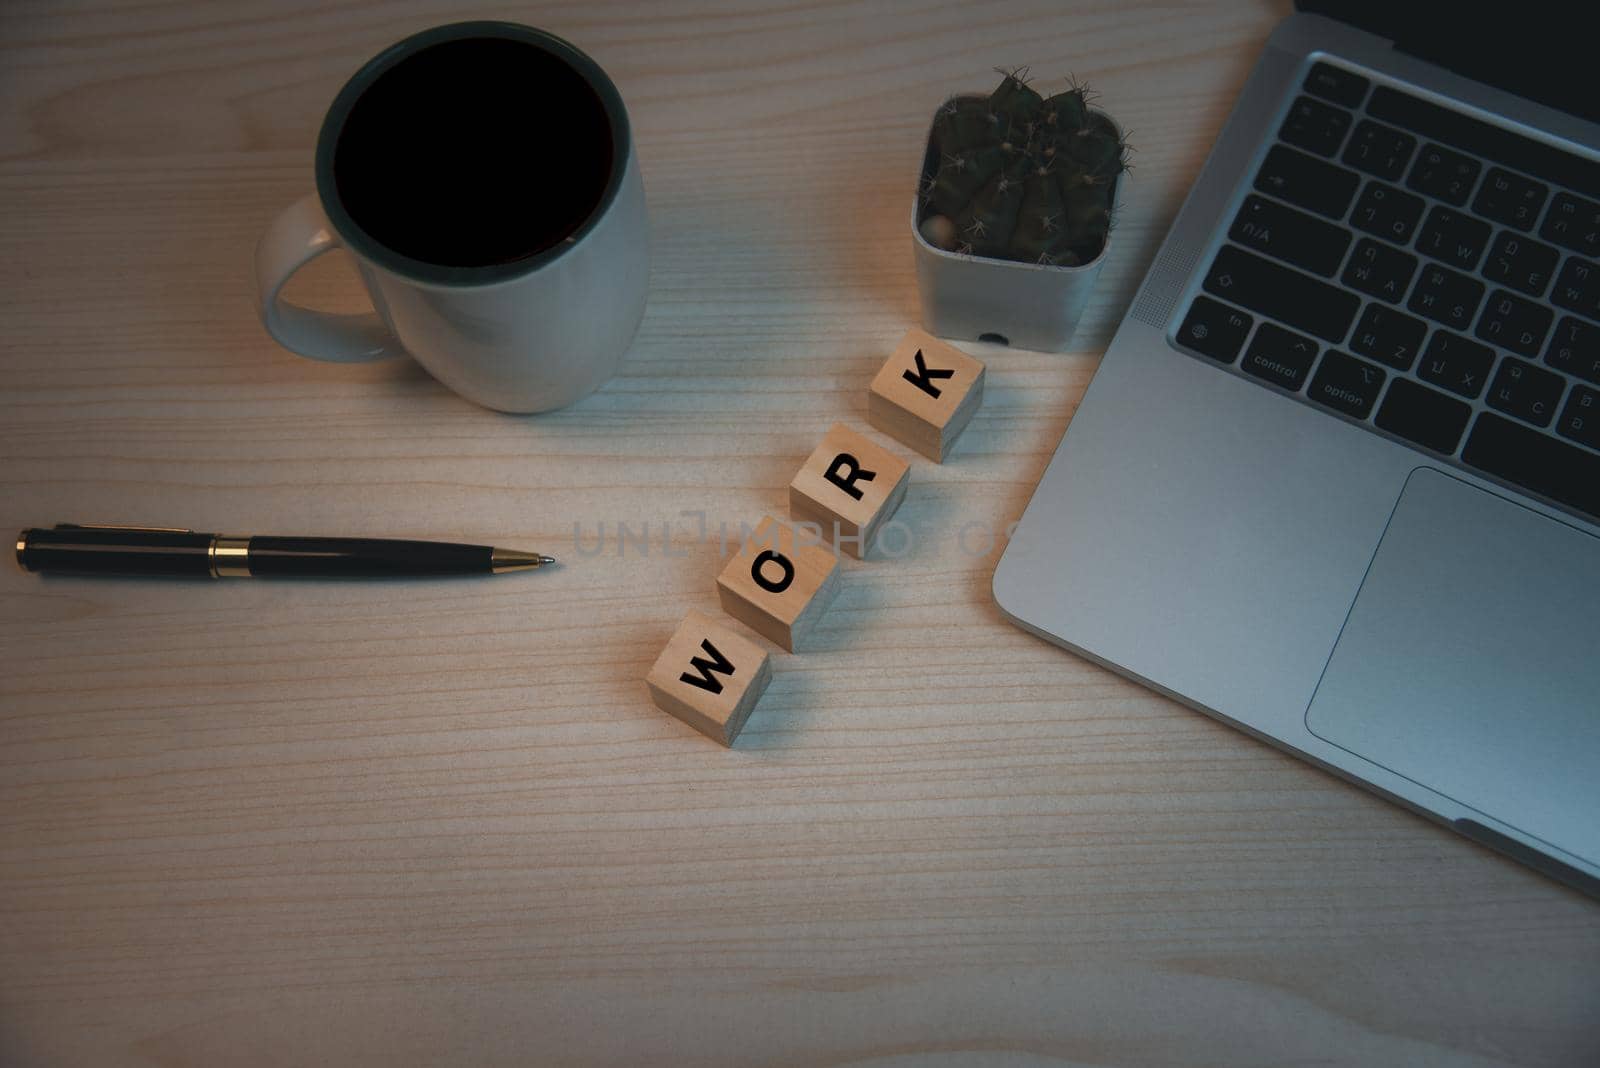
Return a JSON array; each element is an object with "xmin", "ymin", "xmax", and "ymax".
[{"xmin": 993, "ymin": 2, "xmax": 1600, "ymax": 896}]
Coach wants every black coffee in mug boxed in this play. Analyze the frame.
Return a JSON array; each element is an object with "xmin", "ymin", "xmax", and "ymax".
[
  {"xmin": 325, "ymin": 33, "xmax": 616, "ymax": 270},
  {"xmin": 263, "ymin": 22, "xmax": 646, "ymax": 412}
]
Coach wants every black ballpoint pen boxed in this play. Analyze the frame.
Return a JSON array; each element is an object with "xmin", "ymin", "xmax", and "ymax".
[{"xmin": 15, "ymin": 524, "xmax": 556, "ymax": 579}]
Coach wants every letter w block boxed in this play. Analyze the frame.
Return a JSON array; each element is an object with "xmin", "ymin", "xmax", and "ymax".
[{"xmin": 646, "ymin": 610, "xmax": 772, "ymax": 746}]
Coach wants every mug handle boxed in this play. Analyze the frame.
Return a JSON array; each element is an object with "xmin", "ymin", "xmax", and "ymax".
[{"xmin": 254, "ymin": 193, "xmax": 400, "ymax": 362}]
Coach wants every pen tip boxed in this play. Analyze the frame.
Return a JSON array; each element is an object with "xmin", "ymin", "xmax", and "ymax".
[{"xmin": 489, "ymin": 548, "xmax": 556, "ymax": 574}]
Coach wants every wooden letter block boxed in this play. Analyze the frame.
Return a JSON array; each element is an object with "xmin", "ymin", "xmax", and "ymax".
[
  {"xmin": 646, "ymin": 610, "xmax": 772, "ymax": 746},
  {"xmin": 788, "ymin": 423, "xmax": 910, "ymax": 559},
  {"xmin": 867, "ymin": 327, "xmax": 985, "ymax": 462},
  {"xmin": 717, "ymin": 515, "xmax": 841, "ymax": 652}
]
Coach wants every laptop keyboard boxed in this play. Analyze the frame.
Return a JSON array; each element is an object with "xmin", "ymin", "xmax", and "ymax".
[{"xmin": 1177, "ymin": 60, "xmax": 1600, "ymax": 524}]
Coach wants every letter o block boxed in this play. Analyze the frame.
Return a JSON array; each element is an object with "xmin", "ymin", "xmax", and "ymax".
[
  {"xmin": 717, "ymin": 515, "xmax": 841, "ymax": 652},
  {"xmin": 788, "ymin": 423, "xmax": 910, "ymax": 559},
  {"xmin": 868, "ymin": 328, "xmax": 985, "ymax": 462},
  {"xmin": 646, "ymin": 610, "xmax": 772, "ymax": 746}
]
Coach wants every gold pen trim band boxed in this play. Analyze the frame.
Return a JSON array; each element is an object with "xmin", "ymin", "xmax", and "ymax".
[
  {"xmin": 208, "ymin": 535, "xmax": 252, "ymax": 578},
  {"xmin": 15, "ymin": 530, "xmax": 28, "ymax": 571},
  {"xmin": 489, "ymin": 548, "xmax": 553, "ymax": 573}
]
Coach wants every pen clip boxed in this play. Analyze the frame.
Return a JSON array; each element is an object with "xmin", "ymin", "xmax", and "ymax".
[{"xmin": 54, "ymin": 523, "xmax": 197, "ymax": 534}]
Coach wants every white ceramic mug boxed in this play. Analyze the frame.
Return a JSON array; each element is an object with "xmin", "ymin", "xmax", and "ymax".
[{"xmin": 255, "ymin": 22, "xmax": 649, "ymax": 413}]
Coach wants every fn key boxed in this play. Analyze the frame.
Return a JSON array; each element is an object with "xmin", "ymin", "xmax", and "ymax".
[{"xmin": 1177, "ymin": 297, "xmax": 1252, "ymax": 363}]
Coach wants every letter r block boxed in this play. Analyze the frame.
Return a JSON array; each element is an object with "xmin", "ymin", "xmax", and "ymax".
[
  {"xmin": 646, "ymin": 610, "xmax": 772, "ymax": 746},
  {"xmin": 788, "ymin": 423, "xmax": 910, "ymax": 559},
  {"xmin": 717, "ymin": 515, "xmax": 841, "ymax": 652},
  {"xmin": 868, "ymin": 327, "xmax": 985, "ymax": 462}
]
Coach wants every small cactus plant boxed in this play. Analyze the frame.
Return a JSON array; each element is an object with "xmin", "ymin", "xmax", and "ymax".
[{"xmin": 919, "ymin": 69, "xmax": 1129, "ymax": 267}]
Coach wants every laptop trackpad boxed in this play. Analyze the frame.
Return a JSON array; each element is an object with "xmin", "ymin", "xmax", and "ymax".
[{"xmin": 1306, "ymin": 467, "xmax": 1600, "ymax": 866}]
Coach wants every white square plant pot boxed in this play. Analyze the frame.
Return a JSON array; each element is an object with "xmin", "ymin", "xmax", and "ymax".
[{"xmin": 912, "ymin": 96, "xmax": 1125, "ymax": 352}]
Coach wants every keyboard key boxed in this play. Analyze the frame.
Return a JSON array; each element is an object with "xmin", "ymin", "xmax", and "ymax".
[
  {"xmin": 1545, "ymin": 316, "xmax": 1600, "ymax": 385},
  {"xmin": 1406, "ymin": 143, "xmax": 1481, "ymax": 205},
  {"xmin": 1228, "ymin": 195, "xmax": 1352, "ymax": 276},
  {"xmin": 1177, "ymin": 297, "xmax": 1252, "ymax": 363},
  {"xmin": 1463, "ymin": 413, "xmax": 1600, "ymax": 522},
  {"xmin": 1255, "ymin": 145, "xmax": 1361, "ymax": 220},
  {"xmin": 1472, "ymin": 167, "xmax": 1548, "ymax": 231},
  {"xmin": 1280, "ymin": 94, "xmax": 1352, "ymax": 157},
  {"xmin": 1487, "ymin": 356, "xmax": 1565, "ymax": 427},
  {"xmin": 1416, "ymin": 206, "xmax": 1490, "ymax": 271},
  {"xmin": 1408, "ymin": 263, "xmax": 1484, "ymax": 330},
  {"xmin": 1368, "ymin": 85, "xmax": 1600, "ymax": 196},
  {"xmin": 1341, "ymin": 238, "xmax": 1417, "ymax": 302},
  {"xmin": 1557, "ymin": 384, "xmax": 1600, "ymax": 451},
  {"xmin": 1307, "ymin": 350, "xmax": 1386, "ymax": 419},
  {"xmin": 1551, "ymin": 255, "xmax": 1600, "ymax": 321},
  {"xmin": 1350, "ymin": 303, "xmax": 1426, "ymax": 371},
  {"xmin": 1540, "ymin": 192, "xmax": 1600, "ymax": 258},
  {"xmin": 1304, "ymin": 61, "xmax": 1368, "ymax": 108},
  {"xmin": 1341, "ymin": 120, "xmax": 1415, "ymax": 182},
  {"xmin": 1482, "ymin": 231, "xmax": 1559, "ymax": 296},
  {"xmin": 1375, "ymin": 378, "xmax": 1472, "ymax": 455},
  {"xmin": 1351, "ymin": 180, "xmax": 1424, "ymax": 245},
  {"xmin": 1418, "ymin": 330, "xmax": 1495, "ymax": 398},
  {"xmin": 1241, "ymin": 322, "xmax": 1318, "ymax": 391},
  {"xmin": 1474, "ymin": 289, "xmax": 1552, "ymax": 357},
  {"xmin": 1203, "ymin": 246, "xmax": 1360, "ymax": 343}
]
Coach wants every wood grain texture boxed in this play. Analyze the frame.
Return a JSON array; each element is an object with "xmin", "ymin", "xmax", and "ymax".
[{"xmin": 0, "ymin": 1, "xmax": 1596, "ymax": 1065}]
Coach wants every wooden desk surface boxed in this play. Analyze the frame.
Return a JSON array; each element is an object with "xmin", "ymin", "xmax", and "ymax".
[{"xmin": 2, "ymin": 2, "xmax": 1596, "ymax": 1064}]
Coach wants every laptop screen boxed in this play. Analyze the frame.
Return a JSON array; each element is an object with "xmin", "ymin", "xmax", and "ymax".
[{"xmin": 1299, "ymin": 1, "xmax": 1600, "ymax": 125}]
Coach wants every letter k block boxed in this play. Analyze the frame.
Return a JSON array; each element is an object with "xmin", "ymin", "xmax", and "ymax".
[
  {"xmin": 789, "ymin": 423, "xmax": 910, "ymax": 559},
  {"xmin": 868, "ymin": 327, "xmax": 985, "ymax": 462},
  {"xmin": 717, "ymin": 515, "xmax": 841, "ymax": 652},
  {"xmin": 647, "ymin": 610, "xmax": 772, "ymax": 746}
]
